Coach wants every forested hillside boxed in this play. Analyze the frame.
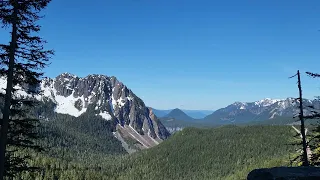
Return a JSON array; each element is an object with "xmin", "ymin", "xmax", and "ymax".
[
  {"xmin": 30, "ymin": 100, "xmax": 127, "ymax": 158},
  {"xmin": 17, "ymin": 125, "xmax": 296, "ymax": 180},
  {"xmin": 38, "ymin": 114, "xmax": 127, "ymax": 159}
]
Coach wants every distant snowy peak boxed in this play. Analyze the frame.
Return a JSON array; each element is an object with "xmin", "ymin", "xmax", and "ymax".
[
  {"xmin": 231, "ymin": 98, "xmax": 286, "ymax": 110},
  {"xmin": 230, "ymin": 97, "xmax": 319, "ymax": 119},
  {"xmin": 205, "ymin": 97, "xmax": 320, "ymax": 124},
  {"xmin": 254, "ymin": 98, "xmax": 282, "ymax": 107}
]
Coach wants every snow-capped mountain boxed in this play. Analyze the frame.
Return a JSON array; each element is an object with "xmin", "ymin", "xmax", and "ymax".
[
  {"xmin": 204, "ymin": 98, "xmax": 320, "ymax": 124},
  {"xmin": 0, "ymin": 73, "xmax": 170, "ymax": 150}
]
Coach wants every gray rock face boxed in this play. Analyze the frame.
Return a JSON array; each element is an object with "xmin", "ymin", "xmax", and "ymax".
[
  {"xmin": 41, "ymin": 73, "xmax": 170, "ymax": 141},
  {"xmin": 74, "ymin": 99, "xmax": 83, "ymax": 111},
  {"xmin": 247, "ymin": 167, "xmax": 320, "ymax": 180}
]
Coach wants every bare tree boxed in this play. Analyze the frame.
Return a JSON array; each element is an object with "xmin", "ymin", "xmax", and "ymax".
[{"xmin": 289, "ymin": 70, "xmax": 309, "ymax": 166}]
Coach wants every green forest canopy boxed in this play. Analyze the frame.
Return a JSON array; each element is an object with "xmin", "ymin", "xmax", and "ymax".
[{"xmin": 17, "ymin": 123, "xmax": 296, "ymax": 180}]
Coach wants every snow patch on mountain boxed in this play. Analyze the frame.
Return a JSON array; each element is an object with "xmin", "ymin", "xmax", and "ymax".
[
  {"xmin": 254, "ymin": 98, "xmax": 282, "ymax": 107},
  {"xmin": 269, "ymin": 112, "xmax": 277, "ymax": 119},
  {"xmin": 40, "ymin": 80, "xmax": 54, "ymax": 98},
  {"xmin": 98, "ymin": 111, "xmax": 112, "ymax": 120},
  {"xmin": 0, "ymin": 77, "xmax": 39, "ymax": 99},
  {"xmin": 0, "ymin": 78, "xmax": 6, "ymax": 93},
  {"xmin": 54, "ymin": 93, "xmax": 87, "ymax": 117}
]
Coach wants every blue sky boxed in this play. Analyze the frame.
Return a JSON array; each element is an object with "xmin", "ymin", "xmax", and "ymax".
[{"xmin": 2, "ymin": 0, "xmax": 320, "ymax": 110}]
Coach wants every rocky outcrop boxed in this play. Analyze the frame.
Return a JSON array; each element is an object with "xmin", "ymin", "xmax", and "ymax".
[
  {"xmin": 247, "ymin": 167, "xmax": 320, "ymax": 180},
  {"xmin": 8, "ymin": 72, "xmax": 171, "ymax": 149}
]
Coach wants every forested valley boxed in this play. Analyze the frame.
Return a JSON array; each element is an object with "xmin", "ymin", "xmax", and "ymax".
[{"xmin": 16, "ymin": 122, "xmax": 298, "ymax": 180}]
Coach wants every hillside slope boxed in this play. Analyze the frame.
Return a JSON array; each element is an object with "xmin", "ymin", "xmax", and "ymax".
[
  {"xmin": 119, "ymin": 125, "xmax": 296, "ymax": 180},
  {"xmin": 38, "ymin": 113, "xmax": 128, "ymax": 160},
  {"xmin": 21, "ymin": 125, "xmax": 297, "ymax": 179}
]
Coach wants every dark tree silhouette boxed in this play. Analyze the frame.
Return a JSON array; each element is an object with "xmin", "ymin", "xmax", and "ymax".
[
  {"xmin": 0, "ymin": 0, "xmax": 53, "ymax": 178},
  {"xmin": 289, "ymin": 70, "xmax": 309, "ymax": 166}
]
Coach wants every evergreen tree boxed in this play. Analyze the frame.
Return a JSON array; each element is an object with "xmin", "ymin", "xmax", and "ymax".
[{"xmin": 0, "ymin": 0, "xmax": 53, "ymax": 179}]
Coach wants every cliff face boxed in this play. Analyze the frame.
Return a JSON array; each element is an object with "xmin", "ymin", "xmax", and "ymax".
[{"xmin": 0, "ymin": 73, "xmax": 170, "ymax": 149}]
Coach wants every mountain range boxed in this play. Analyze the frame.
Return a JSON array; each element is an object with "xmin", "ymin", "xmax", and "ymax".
[
  {"xmin": 158, "ymin": 98, "xmax": 320, "ymax": 133},
  {"xmin": 3, "ymin": 72, "xmax": 320, "ymax": 149},
  {"xmin": 0, "ymin": 73, "xmax": 170, "ymax": 153},
  {"xmin": 203, "ymin": 98, "xmax": 320, "ymax": 124}
]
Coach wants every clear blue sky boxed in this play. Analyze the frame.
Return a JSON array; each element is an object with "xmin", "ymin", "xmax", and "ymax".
[{"xmin": 2, "ymin": 0, "xmax": 320, "ymax": 110}]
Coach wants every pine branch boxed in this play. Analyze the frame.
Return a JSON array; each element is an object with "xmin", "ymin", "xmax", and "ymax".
[{"xmin": 306, "ymin": 72, "xmax": 320, "ymax": 78}]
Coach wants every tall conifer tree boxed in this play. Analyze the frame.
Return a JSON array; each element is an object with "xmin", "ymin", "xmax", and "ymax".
[{"xmin": 0, "ymin": 0, "xmax": 53, "ymax": 178}]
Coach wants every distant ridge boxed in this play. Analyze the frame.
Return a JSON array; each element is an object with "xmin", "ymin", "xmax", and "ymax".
[
  {"xmin": 165, "ymin": 108, "xmax": 194, "ymax": 121},
  {"xmin": 152, "ymin": 108, "xmax": 214, "ymax": 119},
  {"xmin": 152, "ymin": 109, "xmax": 172, "ymax": 118},
  {"xmin": 203, "ymin": 97, "xmax": 320, "ymax": 124}
]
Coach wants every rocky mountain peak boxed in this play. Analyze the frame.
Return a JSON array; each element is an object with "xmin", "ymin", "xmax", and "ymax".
[{"xmin": 0, "ymin": 72, "xmax": 170, "ymax": 149}]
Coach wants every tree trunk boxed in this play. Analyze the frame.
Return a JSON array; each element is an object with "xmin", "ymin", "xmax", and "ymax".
[
  {"xmin": 297, "ymin": 70, "xmax": 309, "ymax": 166},
  {"xmin": 0, "ymin": 2, "xmax": 18, "ymax": 179}
]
